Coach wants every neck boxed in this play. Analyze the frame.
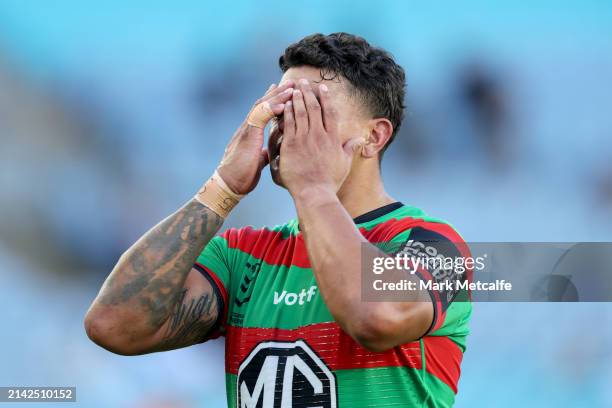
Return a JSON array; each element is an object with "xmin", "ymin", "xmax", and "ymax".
[{"xmin": 337, "ymin": 160, "xmax": 395, "ymax": 219}]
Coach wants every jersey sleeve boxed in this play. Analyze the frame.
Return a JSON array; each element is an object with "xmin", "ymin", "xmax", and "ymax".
[
  {"xmin": 194, "ymin": 231, "xmax": 234, "ymax": 339},
  {"xmin": 384, "ymin": 221, "xmax": 472, "ymax": 344}
]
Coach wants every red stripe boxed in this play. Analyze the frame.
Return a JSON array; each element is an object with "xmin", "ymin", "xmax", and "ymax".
[
  {"xmin": 362, "ymin": 217, "xmax": 425, "ymax": 242},
  {"xmin": 223, "ymin": 227, "xmax": 310, "ymax": 268},
  {"xmin": 225, "ymin": 322, "xmax": 422, "ymax": 374},
  {"xmin": 423, "ymin": 336, "xmax": 463, "ymax": 393},
  {"xmin": 221, "ymin": 218, "xmax": 454, "ymax": 269}
]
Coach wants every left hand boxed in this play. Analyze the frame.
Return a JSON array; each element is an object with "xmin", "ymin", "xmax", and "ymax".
[{"xmin": 279, "ymin": 79, "xmax": 363, "ymax": 197}]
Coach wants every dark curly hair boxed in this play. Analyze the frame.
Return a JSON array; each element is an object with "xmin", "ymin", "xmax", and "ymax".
[{"xmin": 279, "ymin": 32, "xmax": 406, "ymax": 157}]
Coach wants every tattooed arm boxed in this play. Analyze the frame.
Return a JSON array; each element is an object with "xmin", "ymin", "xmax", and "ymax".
[
  {"xmin": 84, "ymin": 81, "xmax": 294, "ymax": 355},
  {"xmin": 84, "ymin": 200, "xmax": 223, "ymax": 355}
]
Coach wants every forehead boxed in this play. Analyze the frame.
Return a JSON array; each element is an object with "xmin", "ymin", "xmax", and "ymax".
[{"xmin": 280, "ymin": 66, "xmax": 352, "ymax": 101}]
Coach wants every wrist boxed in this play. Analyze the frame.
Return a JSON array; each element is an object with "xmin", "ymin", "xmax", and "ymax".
[
  {"xmin": 194, "ymin": 170, "xmax": 245, "ymax": 218},
  {"xmin": 291, "ymin": 184, "xmax": 339, "ymax": 209}
]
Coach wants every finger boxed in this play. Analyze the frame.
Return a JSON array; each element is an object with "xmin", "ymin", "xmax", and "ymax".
[
  {"xmin": 283, "ymin": 100, "xmax": 295, "ymax": 143},
  {"xmin": 342, "ymin": 137, "xmax": 365, "ymax": 158},
  {"xmin": 264, "ymin": 83, "xmax": 277, "ymax": 96},
  {"xmin": 292, "ymin": 89, "xmax": 308, "ymax": 137},
  {"xmin": 318, "ymin": 83, "xmax": 337, "ymax": 132},
  {"xmin": 261, "ymin": 80, "xmax": 294, "ymax": 102},
  {"xmin": 299, "ymin": 79, "xmax": 323, "ymax": 132},
  {"xmin": 267, "ymin": 87, "xmax": 294, "ymax": 111},
  {"xmin": 248, "ymin": 83, "xmax": 295, "ymax": 129},
  {"xmin": 247, "ymin": 101, "xmax": 276, "ymax": 129}
]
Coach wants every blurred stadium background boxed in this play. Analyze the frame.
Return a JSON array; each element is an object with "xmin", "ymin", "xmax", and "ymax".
[{"xmin": 1, "ymin": 1, "xmax": 611, "ymax": 407}]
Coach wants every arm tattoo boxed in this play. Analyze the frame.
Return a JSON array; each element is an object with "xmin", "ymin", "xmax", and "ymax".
[
  {"xmin": 155, "ymin": 289, "xmax": 218, "ymax": 351},
  {"xmin": 97, "ymin": 199, "xmax": 223, "ymax": 344}
]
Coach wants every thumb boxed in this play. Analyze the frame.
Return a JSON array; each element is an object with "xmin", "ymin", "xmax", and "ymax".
[
  {"xmin": 343, "ymin": 137, "xmax": 365, "ymax": 158},
  {"xmin": 247, "ymin": 101, "xmax": 284, "ymax": 130}
]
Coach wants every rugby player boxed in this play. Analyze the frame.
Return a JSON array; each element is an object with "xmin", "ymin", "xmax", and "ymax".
[{"xmin": 85, "ymin": 32, "xmax": 471, "ymax": 407}]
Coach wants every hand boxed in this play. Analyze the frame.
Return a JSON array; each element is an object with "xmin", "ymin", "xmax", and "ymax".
[
  {"xmin": 217, "ymin": 81, "xmax": 294, "ymax": 194},
  {"xmin": 279, "ymin": 79, "xmax": 363, "ymax": 197}
]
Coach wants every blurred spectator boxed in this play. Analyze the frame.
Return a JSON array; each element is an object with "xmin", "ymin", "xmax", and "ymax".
[{"xmin": 458, "ymin": 61, "xmax": 511, "ymax": 169}]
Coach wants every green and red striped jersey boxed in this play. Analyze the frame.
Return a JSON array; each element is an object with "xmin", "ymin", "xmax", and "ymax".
[{"xmin": 196, "ymin": 202, "xmax": 471, "ymax": 408}]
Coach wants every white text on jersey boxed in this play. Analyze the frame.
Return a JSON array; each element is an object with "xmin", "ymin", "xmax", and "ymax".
[{"xmin": 273, "ymin": 286, "xmax": 317, "ymax": 306}]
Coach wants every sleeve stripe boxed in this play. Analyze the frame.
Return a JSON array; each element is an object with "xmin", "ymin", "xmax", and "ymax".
[
  {"xmin": 414, "ymin": 266, "xmax": 443, "ymax": 337},
  {"xmin": 398, "ymin": 223, "xmax": 468, "ymax": 336},
  {"xmin": 194, "ymin": 262, "xmax": 229, "ymax": 339},
  {"xmin": 414, "ymin": 222, "xmax": 474, "ymax": 302}
]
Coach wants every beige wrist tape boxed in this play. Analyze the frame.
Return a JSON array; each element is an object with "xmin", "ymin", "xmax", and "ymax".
[
  {"xmin": 194, "ymin": 171, "xmax": 244, "ymax": 218},
  {"xmin": 247, "ymin": 101, "xmax": 275, "ymax": 128}
]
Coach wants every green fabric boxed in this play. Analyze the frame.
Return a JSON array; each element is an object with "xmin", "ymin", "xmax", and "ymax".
[{"xmin": 197, "ymin": 205, "xmax": 470, "ymax": 407}]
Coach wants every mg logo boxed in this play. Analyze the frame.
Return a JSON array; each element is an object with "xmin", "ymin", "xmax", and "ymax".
[{"xmin": 237, "ymin": 340, "xmax": 337, "ymax": 408}]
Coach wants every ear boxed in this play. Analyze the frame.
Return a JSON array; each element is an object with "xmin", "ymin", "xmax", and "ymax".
[{"xmin": 361, "ymin": 118, "xmax": 394, "ymax": 158}]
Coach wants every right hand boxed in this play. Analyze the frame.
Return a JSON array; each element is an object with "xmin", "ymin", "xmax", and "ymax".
[{"xmin": 217, "ymin": 81, "xmax": 295, "ymax": 194}]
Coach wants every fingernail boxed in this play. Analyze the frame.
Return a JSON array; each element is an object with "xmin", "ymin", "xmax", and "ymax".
[
  {"xmin": 320, "ymin": 84, "xmax": 328, "ymax": 92},
  {"xmin": 286, "ymin": 100, "xmax": 293, "ymax": 107},
  {"xmin": 283, "ymin": 88, "xmax": 293, "ymax": 94},
  {"xmin": 293, "ymin": 90, "xmax": 301, "ymax": 96},
  {"xmin": 300, "ymin": 78, "xmax": 309, "ymax": 85}
]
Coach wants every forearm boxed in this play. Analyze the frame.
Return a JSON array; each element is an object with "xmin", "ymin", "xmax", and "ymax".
[
  {"xmin": 294, "ymin": 188, "xmax": 430, "ymax": 350},
  {"xmin": 85, "ymin": 81, "xmax": 294, "ymax": 354},
  {"xmin": 88, "ymin": 199, "xmax": 223, "ymax": 337},
  {"xmin": 293, "ymin": 188, "xmax": 373, "ymax": 327}
]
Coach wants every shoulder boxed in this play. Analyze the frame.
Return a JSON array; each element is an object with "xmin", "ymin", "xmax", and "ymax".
[{"xmin": 363, "ymin": 205, "xmax": 467, "ymax": 249}]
